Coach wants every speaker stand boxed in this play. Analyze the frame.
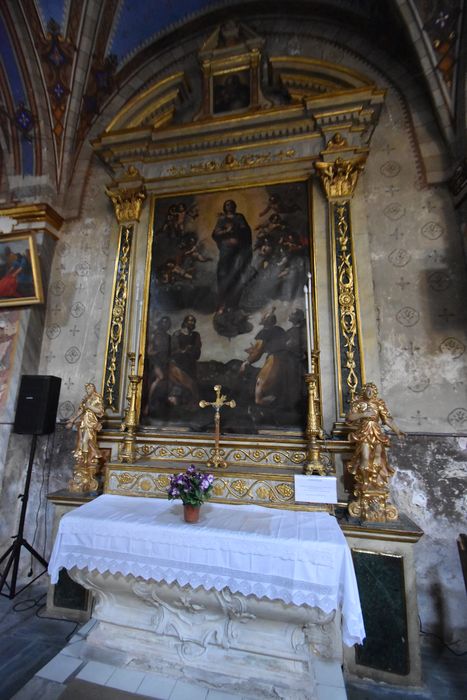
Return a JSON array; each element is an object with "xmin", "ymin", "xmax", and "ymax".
[{"xmin": 0, "ymin": 434, "xmax": 48, "ymax": 599}]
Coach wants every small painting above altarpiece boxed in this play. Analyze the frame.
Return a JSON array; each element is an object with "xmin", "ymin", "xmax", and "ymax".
[{"xmin": 140, "ymin": 180, "xmax": 314, "ymax": 438}]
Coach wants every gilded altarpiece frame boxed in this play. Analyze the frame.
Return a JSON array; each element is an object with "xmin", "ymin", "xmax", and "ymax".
[{"xmin": 103, "ymin": 178, "xmax": 342, "ymax": 509}]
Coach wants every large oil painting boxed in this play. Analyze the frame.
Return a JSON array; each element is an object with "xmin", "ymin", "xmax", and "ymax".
[
  {"xmin": 141, "ymin": 181, "xmax": 312, "ymax": 435},
  {"xmin": 0, "ymin": 233, "xmax": 43, "ymax": 307}
]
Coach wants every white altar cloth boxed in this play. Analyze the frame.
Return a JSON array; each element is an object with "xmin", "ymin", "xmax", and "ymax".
[{"xmin": 48, "ymin": 494, "xmax": 365, "ymax": 646}]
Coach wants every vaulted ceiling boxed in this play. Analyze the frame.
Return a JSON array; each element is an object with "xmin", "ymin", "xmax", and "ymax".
[{"xmin": 0, "ymin": 0, "xmax": 465, "ymax": 202}]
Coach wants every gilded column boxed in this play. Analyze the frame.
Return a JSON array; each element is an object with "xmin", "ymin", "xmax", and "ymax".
[
  {"xmin": 102, "ymin": 168, "xmax": 146, "ymax": 412},
  {"xmin": 314, "ymin": 134, "xmax": 367, "ymax": 421}
]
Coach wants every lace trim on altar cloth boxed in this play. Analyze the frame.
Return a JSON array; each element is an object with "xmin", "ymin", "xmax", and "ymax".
[
  {"xmin": 52, "ymin": 552, "xmax": 340, "ymax": 605},
  {"xmin": 49, "ymin": 553, "xmax": 365, "ymax": 646}
]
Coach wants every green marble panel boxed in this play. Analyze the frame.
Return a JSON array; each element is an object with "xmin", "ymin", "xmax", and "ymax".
[
  {"xmin": 53, "ymin": 568, "xmax": 89, "ymax": 611},
  {"xmin": 352, "ymin": 549, "xmax": 409, "ymax": 675}
]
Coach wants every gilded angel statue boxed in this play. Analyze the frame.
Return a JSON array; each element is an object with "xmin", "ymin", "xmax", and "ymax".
[
  {"xmin": 67, "ymin": 383, "xmax": 105, "ymax": 492},
  {"xmin": 346, "ymin": 382, "xmax": 404, "ymax": 522}
]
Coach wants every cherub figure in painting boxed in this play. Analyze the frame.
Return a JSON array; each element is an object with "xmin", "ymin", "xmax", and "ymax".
[
  {"xmin": 254, "ymin": 213, "xmax": 286, "ymax": 249},
  {"xmin": 159, "ymin": 259, "xmax": 193, "ymax": 284},
  {"xmin": 258, "ymin": 193, "xmax": 301, "ymax": 217},
  {"xmin": 179, "ymin": 233, "xmax": 212, "ymax": 265}
]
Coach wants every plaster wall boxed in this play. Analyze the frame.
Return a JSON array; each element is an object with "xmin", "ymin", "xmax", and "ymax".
[
  {"xmin": 0, "ymin": 13, "xmax": 465, "ymax": 646},
  {"xmin": 262, "ymin": 20, "xmax": 467, "ymax": 643}
]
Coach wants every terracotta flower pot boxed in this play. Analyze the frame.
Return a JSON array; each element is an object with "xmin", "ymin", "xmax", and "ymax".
[{"xmin": 183, "ymin": 504, "xmax": 201, "ymax": 523}]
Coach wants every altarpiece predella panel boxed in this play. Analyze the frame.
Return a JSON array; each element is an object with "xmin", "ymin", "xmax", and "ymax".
[{"xmin": 139, "ymin": 179, "xmax": 316, "ymax": 439}]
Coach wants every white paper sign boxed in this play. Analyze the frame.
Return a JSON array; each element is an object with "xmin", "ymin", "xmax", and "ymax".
[{"xmin": 294, "ymin": 475, "xmax": 338, "ymax": 504}]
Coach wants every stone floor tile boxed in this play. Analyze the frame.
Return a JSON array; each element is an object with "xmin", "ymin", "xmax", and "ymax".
[
  {"xmin": 316, "ymin": 683, "xmax": 347, "ymax": 700},
  {"xmin": 314, "ymin": 658, "xmax": 345, "ymax": 688},
  {"xmin": 170, "ymin": 680, "xmax": 209, "ymax": 700},
  {"xmin": 136, "ymin": 672, "xmax": 177, "ymax": 699},
  {"xmin": 76, "ymin": 660, "xmax": 117, "ymax": 684},
  {"xmin": 77, "ymin": 618, "xmax": 98, "ymax": 636},
  {"xmin": 207, "ymin": 690, "xmax": 244, "ymax": 700},
  {"xmin": 36, "ymin": 652, "xmax": 83, "ymax": 683},
  {"xmin": 106, "ymin": 667, "xmax": 146, "ymax": 692},
  {"xmin": 59, "ymin": 639, "xmax": 87, "ymax": 658},
  {"xmin": 10, "ymin": 676, "xmax": 65, "ymax": 700}
]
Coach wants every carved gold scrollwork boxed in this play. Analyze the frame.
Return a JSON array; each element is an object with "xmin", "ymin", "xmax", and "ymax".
[
  {"xmin": 116, "ymin": 472, "xmax": 135, "ymax": 485},
  {"xmin": 212, "ymin": 483, "xmax": 224, "ymax": 496},
  {"xmin": 155, "ymin": 476, "xmax": 170, "ymax": 489},
  {"xmin": 107, "ymin": 468, "xmax": 300, "ymax": 506},
  {"xmin": 314, "ymin": 156, "xmax": 366, "ymax": 199},
  {"xmin": 106, "ymin": 185, "xmax": 146, "ymax": 224},
  {"xmin": 104, "ymin": 225, "xmax": 133, "ymax": 410},
  {"xmin": 276, "ymin": 484, "xmax": 294, "ymax": 499},
  {"xmin": 256, "ymin": 486, "xmax": 272, "ymax": 500},
  {"xmin": 134, "ymin": 443, "xmax": 309, "ymax": 468},
  {"xmin": 333, "ymin": 202, "xmax": 363, "ymax": 411},
  {"xmin": 231, "ymin": 480, "xmax": 249, "ymax": 496}
]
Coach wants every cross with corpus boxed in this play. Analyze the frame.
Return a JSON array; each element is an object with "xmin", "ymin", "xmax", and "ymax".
[{"xmin": 199, "ymin": 384, "xmax": 236, "ymax": 469}]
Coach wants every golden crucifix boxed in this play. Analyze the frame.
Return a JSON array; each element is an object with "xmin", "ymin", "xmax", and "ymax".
[{"xmin": 199, "ymin": 385, "xmax": 236, "ymax": 469}]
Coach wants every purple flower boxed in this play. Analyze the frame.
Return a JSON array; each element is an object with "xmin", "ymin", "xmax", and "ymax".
[{"xmin": 167, "ymin": 465, "xmax": 214, "ymax": 504}]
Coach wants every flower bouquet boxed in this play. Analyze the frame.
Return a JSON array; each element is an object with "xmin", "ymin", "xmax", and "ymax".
[{"xmin": 168, "ymin": 465, "xmax": 214, "ymax": 522}]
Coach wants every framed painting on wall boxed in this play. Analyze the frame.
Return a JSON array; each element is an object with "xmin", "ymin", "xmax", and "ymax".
[
  {"xmin": 0, "ymin": 232, "xmax": 43, "ymax": 307},
  {"xmin": 140, "ymin": 180, "xmax": 314, "ymax": 437}
]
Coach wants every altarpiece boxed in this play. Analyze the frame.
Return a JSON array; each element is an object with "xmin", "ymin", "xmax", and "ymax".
[{"xmin": 92, "ymin": 21, "xmax": 385, "ymax": 508}]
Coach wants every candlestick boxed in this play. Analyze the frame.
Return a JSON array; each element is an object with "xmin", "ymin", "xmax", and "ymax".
[
  {"xmin": 303, "ymin": 352, "xmax": 326, "ymax": 476},
  {"xmin": 303, "ymin": 289, "xmax": 312, "ymax": 373},
  {"xmin": 134, "ymin": 282, "xmax": 143, "ymax": 363},
  {"xmin": 307, "ymin": 272, "xmax": 314, "ymax": 350},
  {"xmin": 119, "ymin": 353, "xmax": 143, "ymax": 464}
]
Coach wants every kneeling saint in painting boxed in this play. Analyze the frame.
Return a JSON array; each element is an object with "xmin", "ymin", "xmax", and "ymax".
[{"xmin": 168, "ymin": 315, "xmax": 202, "ymax": 406}]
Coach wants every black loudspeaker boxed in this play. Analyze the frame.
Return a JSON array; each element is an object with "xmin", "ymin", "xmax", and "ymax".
[{"xmin": 13, "ymin": 375, "xmax": 62, "ymax": 435}]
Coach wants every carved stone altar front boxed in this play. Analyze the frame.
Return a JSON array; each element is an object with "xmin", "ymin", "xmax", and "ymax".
[{"xmin": 70, "ymin": 567, "xmax": 343, "ymax": 699}]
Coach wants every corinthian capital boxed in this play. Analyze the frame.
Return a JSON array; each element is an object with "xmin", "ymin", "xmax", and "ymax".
[
  {"xmin": 314, "ymin": 156, "xmax": 366, "ymax": 200},
  {"xmin": 105, "ymin": 185, "xmax": 146, "ymax": 224}
]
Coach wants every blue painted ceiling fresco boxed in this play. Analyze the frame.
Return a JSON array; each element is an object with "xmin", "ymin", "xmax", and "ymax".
[
  {"xmin": 0, "ymin": 13, "xmax": 35, "ymax": 174},
  {"xmin": 0, "ymin": 17, "xmax": 26, "ymax": 104},
  {"xmin": 36, "ymin": 0, "xmax": 67, "ymax": 31},
  {"xmin": 108, "ymin": 0, "xmax": 223, "ymax": 63}
]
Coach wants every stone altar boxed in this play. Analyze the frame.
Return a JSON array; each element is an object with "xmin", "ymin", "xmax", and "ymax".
[{"xmin": 48, "ymin": 495, "xmax": 365, "ymax": 699}]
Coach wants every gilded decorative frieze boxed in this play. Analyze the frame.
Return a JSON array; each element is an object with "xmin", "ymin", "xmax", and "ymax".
[
  {"xmin": 103, "ymin": 225, "xmax": 134, "ymax": 410},
  {"xmin": 166, "ymin": 149, "xmax": 296, "ymax": 177},
  {"xmin": 106, "ymin": 466, "xmax": 330, "ymax": 511},
  {"xmin": 134, "ymin": 441, "xmax": 335, "ymax": 470}
]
